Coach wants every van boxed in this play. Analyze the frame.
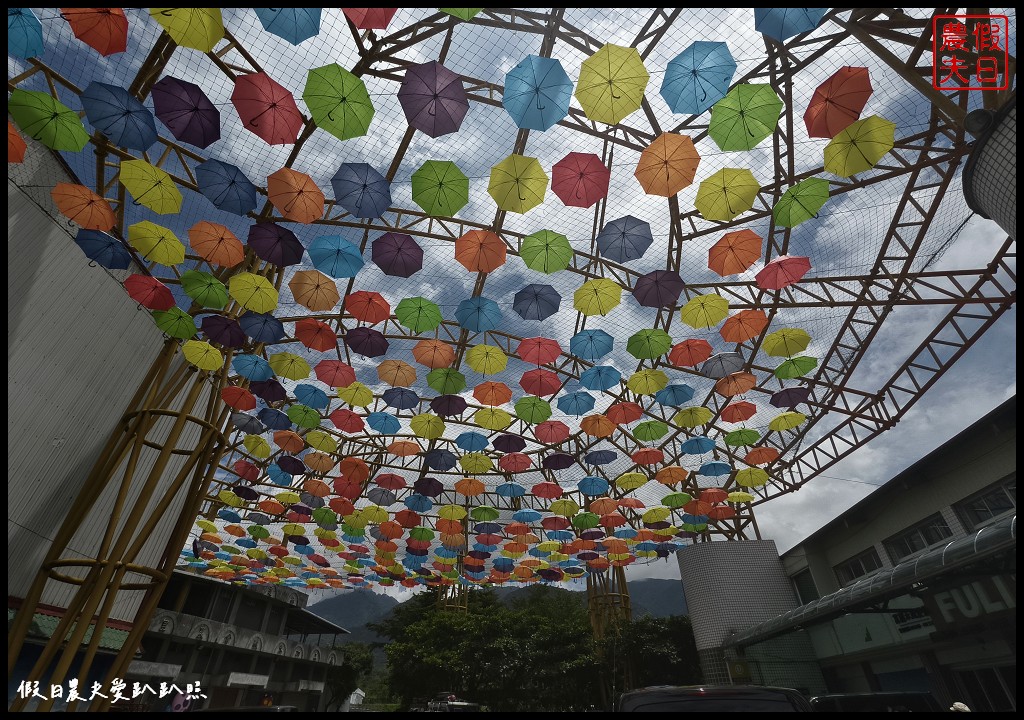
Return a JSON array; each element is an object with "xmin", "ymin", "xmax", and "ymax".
[{"xmin": 809, "ymin": 692, "xmax": 944, "ymax": 712}]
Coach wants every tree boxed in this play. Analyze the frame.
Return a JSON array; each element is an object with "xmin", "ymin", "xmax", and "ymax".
[{"xmin": 323, "ymin": 641, "xmax": 373, "ymax": 710}]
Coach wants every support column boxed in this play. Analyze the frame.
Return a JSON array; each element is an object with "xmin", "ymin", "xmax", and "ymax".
[{"xmin": 588, "ymin": 564, "xmax": 633, "ymax": 709}]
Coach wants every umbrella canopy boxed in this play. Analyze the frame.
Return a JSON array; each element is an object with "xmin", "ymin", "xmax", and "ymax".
[
  {"xmin": 81, "ymin": 81, "xmax": 157, "ymax": 151},
  {"xmin": 455, "ymin": 230, "xmax": 506, "ymax": 272},
  {"xmin": 679, "ymin": 293, "xmax": 729, "ymax": 329},
  {"xmin": 8, "ymin": 122, "xmax": 26, "ymax": 164},
  {"xmin": 762, "ymin": 327, "xmax": 812, "ymax": 357},
  {"xmin": 515, "ymin": 396, "xmax": 552, "ymax": 424},
  {"xmin": 127, "ymin": 221, "xmax": 185, "ymax": 266},
  {"xmin": 535, "ymin": 420, "xmax": 569, "ymax": 444},
  {"xmin": 345, "ymin": 290, "xmax": 390, "ymax": 324},
  {"xmin": 189, "ymin": 220, "xmax": 245, "ymax": 269},
  {"xmin": 570, "ymin": 329, "xmax": 614, "ymax": 361},
  {"xmin": 474, "ymin": 408, "xmax": 512, "ymax": 431},
  {"xmin": 626, "ymin": 369, "xmax": 669, "ymax": 396},
  {"xmin": 411, "ymin": 160, "xmax": 469, "ymax": 216},
  {"xmin": 398, "ymin": 60, "xmax": 469, "ymax": 138},
  {"xmin": 51, "ymin": 183, "xmax": 116, "ymax": 231},
  {"xmin": 427, "ymin": 368, "xmax": 466, "ymax": 395},
  {"xmin": 694, "ymin": 168, "xmax": 759, "ymax": 221},
  {"xmin": 488, "ymin": 154, "xmax": 548, "ymax": 214},
  {"xmin": 410, "ymin": 413, "xmax": 446, "ymax": 440},
  {"xmin": 456, "ymin": 296, "xmax": 502, "ymax": 332},
  {"xmin": 755, "ymin": 8, "xmax": 827, "ymax": 42},
  {"xmin": 655, "ymin": 384, "xmax": 695, "ymax": 407},
  {"xmin": 768, "ymin": 411, "xmax": 807, "ymax": 432},
  {"xmin": 343, "ymin": 8, "xmax": 397, "ymax": 30},
  {"xmin": 770, "ymin": 386, "xmax": 812, "ymax": 409},
  {"xmin": 701, "ymin": 351, "xmax": 744, "ymax": 379},
  {"xmin": 152, "ymin": 307, "xmax": 196, "ymax": 339},
  {"xmin": 774, "ymin": 356, "xmax": 818, "ymax": 380},
  {"xmin": 294, "ymin": 318, "xmax": 337, "ymax": 351},
  {"xmin": 253, "ymin": 8, "xmax": 321, "ymax": 45},
  {"xmin": 413, "ymin": 340, "xmax": 455, "ymax": 369},
  {"xmin": 721, "ymin": 400, "xmax": 757, "ymax": 423},
  {"xmin": 632, "ymin": 269, "xmax": 685, "ymax": 309},
  {"xmin": 581, "ymin": 414, "xmax": 616, "ymax": 437},
  {"xmin": 248, "ymin": 222, "xmax": 304, "ymax": 267},
  {"xmin": 720, "ymin": 309, "xmax": 769, "ymax": 344},
  {"xmin": 606, "ymin": 401, "xmax": 642, "ymax": 424},
  {"xmin": 181, "ymin": 270, "xmax": 228, "ymax": 309},
  {"xmin": 269, "ymin": 351, "xmax": 311, "ymax": 381},
  {"xmin": 465, "ymin": 344, "xmax": 507, "ymax": 375},
  {"xmin": 316, "ymin": 359, "xmax": 356, "ymax": 387},
  {"xmin": 303, "ymin": 63, "xmax": 374, "ymax": 141},
  {"xmin": 200, "ymin": 315, "xmax": 246, "ymax": 350},
  {"xmin": 774, "ymin": 178, "xmax": 829, "ymax": 227},
  {"xmin": 503, "ymin": 54, "xmax": 573, "ymax": 131},
  {"xmin": 558, "ymin": 392, "xmax": 595, "ymax": 416},
  {"xmin": 669, "ymin": 338, "xmax": 714, "ymax": 367},
  {"xmin": 331, "ymin": 163, "xmax": 391, "ymax": 218},
  {"xmin": 289, "ymin": 270, "xmax": 339, "ymax": 312},
  {"xmin": 124, "ymin": 275, "xmax": 174, "ymax": 310},
  {"xmin": 73, "ymin": 229, "xmax": 130, "ymax": 270},
  {"xmin": 574, "ymin": 278, "xmax": 621, "ymax": 316},
  {"xmin": 149, "ymin": 8, "xmax": 224, "ymax": 51},
  {"xmin": 517, "ymin": 337, "xmax": 561, "ymax": 365},
  {"xmin": 715, "ymin": 371, "xmax": 758, "ymax": 397},
  {"xmin": 308, "ymin": 234, "xmax": 363, "ymax": 278},
  {"xmin": 8, "ymin": 89, "xmax": 89, "ymax": 152},
  {"xmin": 635, "ymin": 133, "xmax": 700, "ymax": 196},
  {"xmin": 337, "ymin": 381, "xmax": 374, "ymax": 407},
  {"xmin": 268, "ymin": 167, "xmax": 325, "ymax": 224},
  {"xmin": 372, "ymin": 233, "xmax": 423, "ymax": 277},
  {"xmin": 474, "ymin": 381, "xmax": 512, "ymax": 406},
  {"xmin": 251, "ymin": 379, "xmax": 287, "ymax": 404},
  {"xmin": 575, "ymin": 43, "xmax": 649, "ymax": 125},
  {"xmin": 61, "ymin": 8, "xmax": 128, "ymax": 56},
  {"xmin": 195, "ymin": 159, "xmax": 258, "ymax": 216},
  {"xmin": 520, "ymin": 368, "xmax": 561, "ymax": 397},
  {"xmin": 661, "ymin": 41, "xmax": 737, "ymax": 115},
  {"xmin": 551, "ymin": 152, "xmax": 611, "ymax": 211},
  {"xmin": 232, "ymin": 354, "xmax": 273, "ymax": 381},
  {"xmin": 229, "ymin": 273, "xmax": 279, "ymax": 313},
  {"xmin": 520, "ymin": 230, "xmax": 573, "ymax": 274},
  {"xmin": 596, "ymin": 215, "xmax": 653, "ymax": 263},
  {"xmin": 709, "ymin": 230, "xmax": 762, "ymax": 277},
  {"xmin": 346, "ymin": 326, "xmax": 389, "ymax": 357},
  {"xmin": 755, "ymin": 255, "xmax": 812, "ymax": 290},
  {"xmin": 627, "ymin": 328, "xmax": 673, "ymax": 360},
  {"xmin": 119, "ymin": 160, "xmax": 182, "ymax": 214},
  {"xmin": 395, "ymin": 296, "xmax": 443, "ymax": 333},
  {"xmin": 709, "ymin": 83, "xmax": 782, "ymax": 151},
  {"xmin": 805, "ymin": 66, "xmax": 873, "ymax": 138},
  {"xmin": 232, "ymin": 72, "xmax": 303, "ymax": 145},
  {"xmin": 381, "ymin": 383, "xmax": 419, "ymax": 407},
  {"xmin": 150, "ymin": 76, "xmax": 220, "ymax": 148},
  {"xmin": 824, "ymin": 115, "xmax": 896, "ymax": 178}
]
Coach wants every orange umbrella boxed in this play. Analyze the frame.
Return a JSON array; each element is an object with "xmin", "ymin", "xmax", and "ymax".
[
  {"xmin": 721, "ymin": 400, "xmax": 757, "ymax": 423},
  {"xmin": 654, "ymin": 465, "xmax": 689, "ymax": 485},
  {"xmin": 8, "ymin": 121, "xmax": 27, "ymax": 164},
  {"xmin": 744, "ymin": 446, "xmax": 780, "ymax": 465},
  {"xmin": 634, "ymin": 132, "xmax": 700, "ymax": 197},
  {"xmin": 61, "ymin": 8, "xmax": 129, "ymax": 56},
  {"xmin": 715, "ymin": 371, "xmax": 758, "ymax": 397},
  {"xmin": 683, "ymin": 499, "xmax": 713, "ymax": 515},
  {"xmin": 708, "ymin": 229, "xmax": 762, "ymax": 277},
  {"xmin": 303, "ymin": 478, "xmax": 331, "ymax": 497},
  {"xmin": 268, "ymin": 167, "xmax": 324, "ymax": 223},
  {"xmin": 454, "ymin": 477, "xmax": 486, "ymax": 496},
  {"xmin": 289, "ymin": 269, "xmax": 340, "ymax": 312},
  {"xmin": 455, "ymin": 230, "xmax": 506, "ymax": 272},
  {"xmin": 294, "ymin": 318, "xmax": 337, "ymax": 352},
  {"xmin": 589, "ymin": 497, "xmax": 619, "ymax": 515},
  {"xmin": 707, "ymin": 504, "xmax": 735, "ymax": 521},
  {"xmin": 668, "ymin": 338, "xmax": 713, "ymax": 367},
  {"xmin": 273, "ymin": 430, "xmax": 305, "ymax": 453},
  {"xmin": 378, "ymin": 359, "xmax": 417, "ymax": 387},
  {"xmin": 412, "ymin": 339, "xmax": 455, "ymax": 369},
  {"xmin": 50, "ymin": 183, "xmax": 116, "ymax": 231},
  {"xmin": 618, "ymin": 497, "xmax": 645, "ymax": 509},
  {"xmin": 188, "ymin": 221, "xmax": 245, "ymax": 268},
  {"xmin": 344, "ymin": 290, "xmax": 390, "ymax": 324},
  {"xmin": 700, "ymin": 488, "xmax": 729, "ymax": 503},
  {"xmin": 473, "ymin": 381, "xmax": 512, "ymax": 406},
  {"xmin": 388, "ymin": 440, "xmax": 421, "ymax": 457},
  {"xmin": 580, "ymin": 413, "xmax": 616, "ymax": 437},
  {"xmin": 304, "ymin": 452, "xmax": 335, "ymax": 474},
  {"xmin": 720, "ymin": 309, "xmax": 769, "ymax": 344}
]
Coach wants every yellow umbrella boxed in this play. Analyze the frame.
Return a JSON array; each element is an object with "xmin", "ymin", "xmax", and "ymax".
[
  {"xmin": 182, "ymin": 339, "xmax": 223, "ymax": 371},
  {"xmin": 728, "ymin": 491, "xmax": 755, "ymax": 503},
  {"xmin": 276, "ymin": 490, "xmax": 301, "ymax": 505},
  {"xmin": 694, "ymin": 168, "xmax": 759, "ymax": 222},
  {"xmin": 228, "ymin": 272, "xmax": 279, "ymax": 313},
  {"xmin": 473, "ymin": 407, "xmax": 512, "ymax": 431},
  {"xmin": 762, "ymin": 327, "xmax": 812, "ymax": 358},
  {"xmin": 359, "ymin": 505, "xmax": 390, "ymax": 524},
  {"xmin": 679, "ymin": 292, "xmax": 729, "ymax": 329},
  {"xmin": 127, "ymin": 220, "xmax": 185, "ymax": 266},
  {"xmin": 642, "ymin": 507, "xmax": 671, "ymax": 523},
  {"xmin": 574, "ymin": 278, "xmax": 621, "ymax": 316},
  {"xmin": 268, "ymin": 352, "xmax": 311, "ymax": 381},
  {"xmin": 305, "ymin": 430, "xmax": 338, "ymax": 453},
  {"xmin": 487, "ymin": 154, "xmax": 548, "ymax": 214},
  {"xmin": 536, "ymin": 540, "xmax": 562, "ymax": 552},
  {"xmin": 217, "ymin": 490, "xmax": 243, "ymax": 507},
  {"xmin": 337, "ymin": 381, "xmax": 373, "ymax": 407},
  {"xmin": 615, "ymin": 472, "xmax": 648, "ymax": 491},
  {"xmin": 149, "ymin": 8, "xmax": 224, "ymax": 52},
  {"xmin": 575, "ymin": 43, "xmax": 649, "ymax": 125},
  {"xmin": 824, "ymin": 115, "xmax": 896, "ymax": 178},
  {"xmin": 438, "ymin": 504, "xmax": 468, "ymax": 521},
  {"xmin": 769, "ymin": 411, "xmax": 807, "ymax": 432},
  {"xmin": 377, "ymin": 359, "xmax": 416, "ymax": 387},
  {"xmin": 465, "ymin": 344, "xmax": 508, "ymax": 375},
  {"xmin": 345, "ymin": 512, "xmax": 369, "ymax": 529},
  {"xmin": 196, "ymin": 519, "xmax": 218, "ymax": 533},
  {"xmin": 673, "ymin": 406, "xmax": 713, "ymax": 428},
  {"xmin": 282, "ymin": 522, "xmax": 307, "ymax": 536},
  {"xmin": 410, "ymin": 412, "xmax": 446, "ymax": 439},
  {"xmin": 548, "ymin": 499, "xmax": 580, "ymax": 517},
  {"xmin": 626, "ymin": 369, "xmax": 668, "ymax": 395},
  {"xmin": 120, "ymin": 159, "xmax": 182, "ymax": 214},
  {"xmin": 243, "ymin": 434, "xmax": 271, "ymax": 458},
  {"xmin": 735, "ymin": 467, "xmax": 769, "ymax": 488},
  {"xmin": 246, "ymin": 548, "xmax": 269, "ymax": 560},
  {"xmin": 460, "ymin": 452, "xmax": 493, "ymax": 473}
]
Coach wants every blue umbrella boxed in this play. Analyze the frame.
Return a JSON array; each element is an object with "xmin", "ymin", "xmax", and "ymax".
[
  {"xmin": 584, "ymin": 450, "xmax": 617, "ymax": 466},
  {"xmin": 218, "ymin": 508, "xmax": 242, "ymax": 523},
  {"xmin": 661, "ymin": 41, "xmax": 737, "ymax": 115},
  {"xmin": 754, "ymin": 8, "xmax": 827, "ymax": 41},
  {"xmin": 680, "ymin": 435, "xmax": 715, "ymax": 454},
  {"xmin": 513, "ymin": 508, "xmax": 542, "ymax": 523},
  {"xmin": 502, "ymin": 54, "xmax": 573, "ymax": 131},
  {"xmin": 258, "ymin": 408, "xmax": 292, "ymax": 431},
  {"xmin": 474, "ymin": 521, "xmax": 502, "ymax": 535},
  {"xmin": 456, "ymin": 296, "xmax": 502, "ymax": 332},
  {"xmin": 331, "ymin": 162, "xmax": 392, "ymax": 219},
  {"xmin": 253, "ymin": 8, "xmax": 322, "ymax": 45},
  {"xmin": 80, "ymin": 81, "xmax": 158, "ymax": 151},
  {"xmin": 404, "ymin": 493, "xmax": 434, "ymax": 513},
  {"xmin": 294, "ymin": 383, "xmax": 330, "ymax": 410},
  {"xmin": 578, "ymin": 476, "xmax": 610, "ymax": 496},
  {"xmin": 495, "ymin": 482, "xmax": 526, "ymax": 498},
  {"xmin": 232, "ymin": 354, "xmax": 273, "ymax": 381},
  {"xmin": 596, "ymin": 215, "xmax": 654, "ymax": 263},
  {"xmin": 655, "ymin": 384, "xmax": 696, "ymax": 407},
  {"xmin": 367, "ymin": 411, "xmax": 401, "ymax": 434},
  {"xmin": 195, "ymin": 159, "xmax": 258, "ymax": 215},
  {"xmin": 8, "ymin": 9, "xmax": 43, "ymax": 59},
  {"xmin": 308, "ymin": 235, "xmax": 364, "ymax": 278},
  {"xmin": 423, "ymin": 448, "xmax": 458, "ymax": 470},
  {"xmin": 698, "ymin": 461, "xmax": 732, "ymax": 477},
  {"xmin": 569, "ymin": 329, "xmax": 614, "ymax": 361},
  {"xmin": 557, "ymin": 392, "xmax": 595, "ymax": 416},
  {"xmin": 73, "ymin": 229, "xmax": 132, "ymax": 269},
  {"xmin": 579, "ymin": 365, "xmax": 621, "ymax": 391},
  {"xmin": 492, "ymin": 557, "xmax": 515, "ymax": 571},
  {"xmin": 235, "ymin": 537, "xmax": 258, "ymax": 549},
  {"xmin": 382, "ymin": 387, "xmax": 420, "ymax": 410},
  {"xmin": 613, "ymin": 527, "xmax": 639, "ymax": 540},
  {"xmin": 513, "ymin": 283, "xmax": 561, "ymax": 321},
  {"xmin": 266, "ymin": 465, "xmax": 291, "ymax": 486},
  {"xmin": 239, "ymin": 312, "xmax": 286, "ymax": 343},
  {"xmin": 456, "ymin": 431, "xmax": 489, "ymax": 452},
  {"xmin": 545, "ymin": 529, "xmax": 573, "ymax": 542}
]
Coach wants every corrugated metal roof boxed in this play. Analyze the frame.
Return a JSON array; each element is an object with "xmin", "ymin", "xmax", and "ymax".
[{"xmin": 8, "ymin": 608, "xmax": 130, "ymax": 652}]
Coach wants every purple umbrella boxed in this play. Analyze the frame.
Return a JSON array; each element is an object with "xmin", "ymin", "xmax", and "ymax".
[
  {"xmin": 414, "ymin": 476, "xmax": 444, "ymax": 497},
  {"xmin": 248, "ymin": 222, "xmax": 305, "ymax": 267},
  {"xmin": 331, "ymin": 163, "xmax": 392, "ymax": 219},
  {"xmin": 543, "ymin": 452, "xmax": 575, "ymax": 470},
  {"xmin": 632, "ymin": 269, "xmax": 685, "ymax": 309},
  {"xmin": 290, "ymin": 503, "xmax": 313, "ymax": 518},
  {"xmin": 493, "ymin": 434, "xmax": 527, "ymax": 453},
  {"xmin": 372, "ymin": 232, "xmax": 423, "ymax": 277},
  {"xmin": 770, "ymin": 385, "xmax": 812, "ymax": 408},
  {"xmin": 150, "ymin": 75, "xmax": 221, "ymax": 149},
  {"xmin": 345, "ymin": 326, "xmax": 389, "ymax": 357},
  {"xmin": 278, "ymin": 455, "xmax": 307, "ymax": 475},
  {"xmin": 579, "ymin": 528, "xmax": 605, "ymax": 541},
  {"xmin": 251, "ymin": 380, "xmax": 288, "ymax": 404},
  {"xmin": 231, "ymin": 484, "xmax": 260, "ymax": 501},
  {"xmin": 201, "ymin": 315, "xmax": 247, "ymax": 348},
  {"xmin": 431, "ymin": 394, "xmax": 468, "ymax": 417},
  {"xmin": 397, "ymin": 60, "xmax": 470, "ymax": 138}
]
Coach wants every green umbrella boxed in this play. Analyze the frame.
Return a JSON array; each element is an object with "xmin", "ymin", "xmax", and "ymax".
[
  {"xmin": 724, "ymin": 428, "xmax": 761, "ymax": 447},
  {"xmin": 661, "ymin": 492, "xmax": 692, "ymax": 509},
  {"xmin": 411, "ymin": 160, "xmax": 469, "ymax": 217},
  {"xmin": 460, "ymin": 452, "xmax": 493, "ymax": 473},
  {"xmin": 694, "ymin": 168, "xmax": 759, "ymax": 222},
  {"xmin": 440, "ymin": 8, "xmax": 483, "ymax": 20},
  {"xmin": 395, "ymin": 296, "xmax": 443, "ymax": 333},
  {"xmin": 426, "ymin": 367, "xmax": 466, "ymax": 394},
  {"xmin": 626, "ymin": 328, "xmax": 673, "ymax": 360},
  {"xmin": 633, "ymin": 420, "xmax": 669, "ymax": 442},
  {"xmin": 409, "ymin": 526, "xmax": 435, "ymax": 541},
  {"xmin": 488, "ymin": 154, "xmax": 548, "ymax": 214},
  {"xmin": 180, "ymin": 270, "xmax": 228, "ymax": 309},
  {"xmin": 571, "ymin": 511, "xmax": 601, "ymax": 529},
  {"xmin": 8, "ymin": 89, "xmax": 90, "ymax": 152},
  {"xmin": 287, "ymin": 404, "xmax": 321, "ymax": 429},
  {"xmin": 520, "ymin": 229, "xmax": 573, "ymax": 273},
  {"xmin": 152, "ymin": 307, "xmax": 197, "ymax": 339},
  {"xmin": 774, "ymin": 355, "xmax": 818, "ymax": 380},
  {"xmin": 303, "ymin": 63, "xmax": 374, "ymax": 141},
  {"xmin": 773, "ymin": 177, "xmax": 830, "ymax": 228},
  {"xmin": 515, "ymin": 396, "xmax": 552, "ymax": 424},
  {"xmin": 470, "ymin": 505, "xmax": 500, "ymax": 522},
  {"xmin": 708, "ymin": 83, "xmax": 782, "ymax": 151},
  {"xmin": 762, "ymin": 327, "xmax": 811, "ymax": 358}
]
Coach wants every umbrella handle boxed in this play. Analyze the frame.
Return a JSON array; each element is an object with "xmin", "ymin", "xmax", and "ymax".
[
  {"xmin": 158, "ymin": 9, "xmax": 172, "ymax": 15},
  {"xmin": 611, "ymin": 91, "xmax": 622, "ymax": 100},
  {"xmin": 518, "ymin": 193, "xmax": 527, "ymax": 201}
]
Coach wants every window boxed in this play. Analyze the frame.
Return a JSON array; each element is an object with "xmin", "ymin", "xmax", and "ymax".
[
  {"xmin": 834, "ymin": 547, "xmax": 883, "ymax": 586},
  {"xmin": 884, "ymin": 513, "xmax": 953, "ymax": 561},
  {"xmin": 792, "ymin": 569, "xmax": 819, "ymax": 605},
  {"xmin": 956, "ymin": 476, "xmax": 1016, "ymax": 530}
]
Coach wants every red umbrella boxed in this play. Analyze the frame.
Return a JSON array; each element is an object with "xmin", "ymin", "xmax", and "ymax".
[
  {"xmin": 755, "ymin": 255, "xmax": 812, "ymax": 290},
  {"xmin": 551, "ymin": 151, "xmax": 610, "ymax": 208},
  {"xmin": 233, "ymin": 459, "xmax": 259, "ymax": 482},
  {"xmin": 394, "ymin": 509, "xmax": 421, "ymax": 528},
  {"xmin": 8, "ymin": 122, "xmax": 27, "ymax": 163},
  {"xmin": 123, "ymin": 274, "xmax": 175, "ymax": 310},
  {"xmin": 744, "ymin": 446, "xmax": 780, "ymax": 465},
  {"xmin": 345, "ymin": 290, "xmax": 391, "ymax": 324},
  {"xmin": 231, "ymin": 72, "xmax": 303, "ymax": 145},
  {"xmin": 294, "ymin": 318, "xmax": 337, "ymax": 352},
  {"xmin": 60, "ymin": 8, "xmax": 128, "ymax": 56},
  {"xmin": 721, "ymin": 400, "xmax": 757, "ymax": 423},
  {"xmin": 316, "ymin": 359, "xmax": 356, "ymax": 387},
  {"xmin": 707, "ymin": 504, "xmax": 735, "ymax": 521},
  {"xmin": 531, "ymin": 481, "xmax": 564, "ymax": 499},
  {"xmin": 700, "ymin": 488, "xmax": 729, "ymax": 503},
  {"xmin": 498, "ymin": 453, "xmax": 531, "ymax": 472},
  {"xmin": 520, "ymin": 368, "xmax": 562, "ymax": 396},
  {"xmin": 631, "ymin": 448, "xmax": 664, "ymax": 466},
  {"xmin": 329, "ymin": 407, "xmax": 364, "ymax": 432},
  {"xmin": 541, "ymin": 516, "xmax": 571, "ymax": 531},
  {"xmin": 342, "ymin": 8, "xmax": 398, "ymax": 30},
  {"xmin": 535, "ymin": 420, "xmax": 570, "ymax": 444},
  {"xmin": 668, "ymin": 338, "xmax": 713, "ymax": 367},
  {"xmin": 517, "ymin": 337, "xmax": 562, "ymax": 365},
  {"xmin": 221, "ymin": 386, "xmax": 257, "ymax": 411},
  {"xmin": 606, "ymin": 401, "xmax": 643, "ymax": 424},
  {"xmin": 375, "ymin": 473, "xmax": 407, "ymax": 490},
  {"xmin": 708, "ymin": 229, "xmax": 762, "ymax": 277},
  {"xmin": 804, "ymin": 66, "xmax": 873, "ymax": 139}
]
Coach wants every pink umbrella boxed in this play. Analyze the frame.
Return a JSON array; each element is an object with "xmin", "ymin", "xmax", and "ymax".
[
  {"xmin": 551, "ymin": 152, "xmax": 610, "ymax": 208},
  {"xmin": 231, "ymin": 72, "xmax": 303, "ymax": 145},
  {"xmin": 755, "ymin": 255, "xmax": 812, "ymax": 290},
  {"xmin": 342, "ymin": 8, "xmax": 398, "ymax": 29}
]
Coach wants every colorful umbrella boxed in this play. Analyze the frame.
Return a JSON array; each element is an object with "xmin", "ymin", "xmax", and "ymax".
[
  {"xmin": 762, "ymin": 327, "xmax": 811, "ymax": 357},
  {"xmin": 596, "ymin": 215, "xmax": 653, "ymax": 263},
  {"xmin": 773, "ymin": 178, "xmax": 829, "ymax": 227},
  {"xmin": 661, "ymin": 41, "xmax": 737, "ymax": 115},
  {"xmin": 520, "ymin": 230, "xmax": 573, "ymax": 274},
  {"xmin": 503, "ymin": 54, "xmax": 573, "ymax": 131},
  {"xmin": 632, "ymin": 420, "xmax": 669, "ymax": 442},
  {"xmin": 632, "ymin": 269, "xmax": 685, "ymax": 309},
  {"xmin": 411, "ymin": 160, "xmax": 469, "ymax": 216},
  {"xmin": 253, "ymin": 8, "xmax": 321, "ymax": 45},
  {"xmin": 8, "ymin": 8, "xmax": 43, "ymax": 58},
  {"xmin": 774, "ymin": 356, "xmax": 818, "ymax": 380},
  {"xmin": 181, "ymin": 270, "xmax": 228, "ymax": 309},
  {"xmin": 558, "ymin": 392, "xmax": 595, "ymax": 416},
  {"xmin": 440, "ymin": 9, "xmax": 482, "ymax": 21},
  {"xmin": 473, "ymin": 381, "xmax": 512, "ymax": 406},
  {"xmin": 520, "ymin": 368, "xmax": 561, "ymax": 397},
  {"xmin": 382, "ymin": 386, "xmax": 419, "ymax": 408},
  {"xmin": 570, "ymin": 329, "xmax": 614, "ymax": 361},
  {"xmin": 268, "ymin": 167, "xmax": 325, "ymax": 224},
  {"xmin": 51, "ymin": 183, "xmax": 115, "ymax": 231},
  {"xmin": 119, "ymin": 160, "xmax": 182, "ymax": 214},
  {"xmin": 152, "ymin": 307, "xmax": 196, "ymax": 339},
  {"xmin": 626, "ymin": 369, "xmax": 669, "ymax": 395},
  {"xmin": 394, "ymin": 297, "xmax": 442, "ymax": 333},
  {"xmin": 720, "ymin": 309, "xmax": 769, "ymax": 344},
  {"xmin": 372, "ymin": 233, "xmax": 423, "ymax": 277},
  {"xmin": 151, "ymin": 76, "xmax": 221, "ymax": 149},
  {"xmin": 517, "ymin": 337, "xmax": 561, "ymax": 365},
  {"xmin": 824, "ymin": 115, "xmax": 896, "ymax": 178},
  {"xmin": 755, "ymin": 8, "xmax": 827, "ymax": 42},
  {"xmin": 513, "ymin": 284, "xmax": 561, "ymax": 321},
  {"xmin": 232, "ymin": 72, "xmax": 302, "ymax": 145},
  {"xmin": 397, "ymin": 60, "xmax": 468, "ymax": 138},
  {"xmin": 668, "ymin": 338, "xmax": 713, "ymax": 367},
  {"xmin": 708, "ymin": 229, "xmax": 762, "ymax": 277},
  {"xmin": 465, "ymin": 344, "xmax": 508, "ymax": 375},
  {"xmin": 635, "ymin": 133, "xmax": 700, "ymax": 197},
  {"xmin": 294, "ymin": 318, "xmax": 337, "ymax": 351},
  {"xmin": 232, "ymin": 354, "xmax": 273, "ymax": 382},
  {"xmin": 228, "ymin": 272, "xmax": 279, "ymax": 313},
  {"xmin": 694, "ymin": 168, "xmax": 759, "ymax": 221},
  {"xmin": 343, "ymin": 8, "xmax": 397, "ymax": 29},
  {"xmin": 770, "ymin": 386, "xmax": 812, "ymax": 409},
  {"xmin": 735, "ymin": 467, "xmax": 769, "ymax": 488},
  {"xmin": 337, "ymin": 381, "xmax": 374, "ymax": 407},
  {"xmin": 805, "ymin": 66, "xmax": 873, "ymax": 139},
  {"xmin": 768, "ymin": 411, "xmax": 807, "ymax": 432},
  {"xmin": 248, "ymin": 222, "xmax": 304, "ymax": 267},
  {"xmin": 304, "ymin": 63, "xmax": 374, "ymax": 141},
  {"xmin": 331, "ymin": 163, "xmax": 391, "ymax": 219},
  {"xmin": 182, "ymin": 340, "xmax": 223, "ymax": 371},
  {"xmin": 187, "ymin": 223, "xmax": 242, "ymax": 269},
  {"xmin": 721, "ymin": 401, "xmax": 757, "ymax": 424},
  {"xmin": 123, "ymin": 274, "xmax": 175, "ymax": 311},
  {"xmin": 456, "ymin": 296, "xmax": 502, "ymax": 332},
  {"xmin": 655, "ymin": 384, "xmax": 695, "ymax": 407},
  {"xmin": 289, "ymin": 270, "xmax": 340, "ymax": 312},
  {"xmin": 574, "ymin": 278, "xmax": 621, "ymax": 316},
  {"xmin": 149, "ymin": 8, "xmax": 224, "ymax": 51},
  {"xmin": 744, "ymin": 447, "xmax": 780, "ymax": 466},
  {"xmin": 80, "ymin": 81, "xmax": 157, "ymax": 151},
  {"xmin": 701, "ymin": 352, "xmax": 744, "ymax": 379},
  {"xmin": 73, "ymin": 229, "xmax": 130, "ymax": 269},
  {"xmin": 580, "ymin": 414, "xmax": 616, "ymax": 438},
  {"xmin": 307, "ymin": 234, "xmax": 363, "ymax": 277},
  {"xmin": 195, "ymin": 159, "xmax": 258, "ymax": 216},
  {"xmin": 413, "ymin": 340, "xmax": 455, "ymax": 369},
  {"xmin": 474, "ymin": 408, "xmax": 512, "ymax": 431},
  {"xmin": 60, "ymin": 8, "xmax": 128, "ymax": 56},
  {"xmin": 755, "ymin": 255, "xmax": 812, "ymax": 290},
  {"xmin": 488, "ymin": 154, "xmax": 548, "ymax": 214},
  {"xmin": 8, "ymin": 90, "xmax": 89, "ymax": 152},
  {"xmin": 316, "ymin": 359, "xmax": 356, "ymax": 388},
  {"xmin": 715, "ymin": 372, "xmax": 758, "ymax": 398},
  {"xmin": 346, "ymin": 326, "xmax": 388, "ymax": 358},
  {"xmin": 709, "ymin": 83, "xmax": 782, "ymax": 151},
  {"xmin": 8, "ymin": 122, "xmax": 26, "ymax": 163},
  {"xmin": 410, "ymin": 413, "xmax": 446, "ymax": 440},
  {"xmin": 515, "ymin": 396, "xmax": 552, "ymax": 424},
  {"xmin": 455, "ymin": 230, "xmax": 506, "ymax": 272},
  {"xmin": 679, "ymin": 293, "xmax": 729, "ymax": 329},
  {"xmin": 626, "ymin": 328, "xmax": 673, "ymax": 360},
  {"xmin": 427, "ymin": 368, "xmax": 466, "ymax": 395},
  {"xmin": 127, "ymin": 220, "xmax": 185, "ymax": 266},
  {"xmin": 239, "ymin": 312, "xmax": 285, "ymax": 343},
  {"xmin": 575, "ymin": 43, "xmax": 649, "ymax": 125}
]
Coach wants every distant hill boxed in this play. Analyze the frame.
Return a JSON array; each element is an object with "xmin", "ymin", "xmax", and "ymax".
[{"xmin": 627, "ymin": 578, "xmax": 687, "ymax": 618}]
